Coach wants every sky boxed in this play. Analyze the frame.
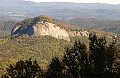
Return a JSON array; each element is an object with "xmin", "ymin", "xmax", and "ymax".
[{"xmin": 26, "ymin": 0, "xmax": 120, "ymax": 4}]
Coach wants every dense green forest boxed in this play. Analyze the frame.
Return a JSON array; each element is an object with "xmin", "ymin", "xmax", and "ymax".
[
  {"xmin": 2, "ymin": 35, "xmax": 120, "ymax": 78},
  {"xmin": 0, "ymin": 35, "xmax": 70, "ymax": 76}
]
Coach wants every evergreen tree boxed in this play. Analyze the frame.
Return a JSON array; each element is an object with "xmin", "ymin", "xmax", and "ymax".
[
  {"xmin": 63, "ymin": 41, "xmax": 92, "ymax": 78},
  {"xmin": 46, "ymin": 57, "xmax": 64, "ymax": 78},
  {"xmin": 88, "ymin": 34, "xmax": 120, "ymax": 78},
  {"xmin": 89, "ymin": 34, "xmax": 107, "ymax": 78},
  {"xmin": 2, "ymin": 59, "xmax": 44, "ymax": 78},
  {"xmin": 104, "ymin": 43, "xmax": 117, "ymax": 78}
]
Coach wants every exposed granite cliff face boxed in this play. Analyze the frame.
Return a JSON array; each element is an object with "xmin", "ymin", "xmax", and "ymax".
[
  {"xmin": 31, "ymin": 22, "xmax": 70, "ymax": 41},
  {"xmin": 11, "ymin": 21, "xmax": 70, "ymax": 41},
  {"xmin": 11, "ymin": 16, "xmax": 90, "ymax": 41}
]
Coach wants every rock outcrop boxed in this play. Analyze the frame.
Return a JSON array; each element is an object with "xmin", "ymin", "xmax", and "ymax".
[
  {"xmin": 68, "ymin": 30, "xmax": 89, "ymax": 37},
  {"xmin": 11, "ymin": 16, "xmax": 90, "ymax": 41},
  {"xmin": 11, "ymin": 21, "xmax": 70, "ymax": 41}
]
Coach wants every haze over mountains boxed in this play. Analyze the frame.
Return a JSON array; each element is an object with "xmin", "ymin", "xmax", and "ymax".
[
  {"xmin": 1, "ymin": 0, "xmax": 120, "ymax": 20},
  {"xmin": 0, "ymin": 0, "xmax": 120, "ymax": 37}
]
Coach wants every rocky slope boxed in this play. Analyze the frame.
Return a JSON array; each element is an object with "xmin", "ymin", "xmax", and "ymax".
[{"xmin": 11, "ymin": 16, "xmax": 90, "ymax": 41}]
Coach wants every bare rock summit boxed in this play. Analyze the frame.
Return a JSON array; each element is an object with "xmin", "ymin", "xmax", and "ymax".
[{"xmin": 11, "ymin": 16, "xmax": 89, "ymax": 41}]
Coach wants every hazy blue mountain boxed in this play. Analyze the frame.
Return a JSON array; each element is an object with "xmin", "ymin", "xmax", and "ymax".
[{"xmin": 1, "ymin": 0, "xmax": 120, "ymax": 20}]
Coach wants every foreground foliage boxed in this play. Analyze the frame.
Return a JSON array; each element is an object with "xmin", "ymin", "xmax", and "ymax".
[
  {"xmin": 2, "ymin": 59, "xmax": 44, "ymax": 78},
  {"xmin": 2, "ymin": 35, "xmax": 120, "ymax": 78},
  {"xmin": 0, "ymin": 35, "xmax": 70, "ymax": 76}
]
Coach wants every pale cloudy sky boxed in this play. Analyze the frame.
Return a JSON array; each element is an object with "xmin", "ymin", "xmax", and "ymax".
[{"xmin": 26, "ymin": 0, "xmax": 120, "ymax": 4}]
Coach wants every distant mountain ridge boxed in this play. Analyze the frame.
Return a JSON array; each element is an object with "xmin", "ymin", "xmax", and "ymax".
[
  {"xmin": 1, "ymin": 0, "xmax": 120, "ymax": 9},
  {"xmin": 1, "ymin": 1, "xmax": 120, "ymax": 20},
  {"xmin": 0, "ymin": 0, "xmax": 36, "ymax": 6}
]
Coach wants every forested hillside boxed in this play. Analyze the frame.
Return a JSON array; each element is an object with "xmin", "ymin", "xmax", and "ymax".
[
  {"xmin": 0, "ymin": 34, "xmax": 93, "ymax": 76},
  {"xmin": 0, "ymin": 0, "xmax": 120, "ymax": 78},
  {"xmin": 1, "ymin": 35, "xmax": 120, "ymax": 78},
  {"xmin": 0, "ymin": 35, "xmax": 70, "ymax": 75},
  {"xmin": 0, "ymin": 19, "xmax": 17, "ymax": 37},
  {"xmin": 65, "ymin": 18, "xmax": 120, "ymax": 35}
]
